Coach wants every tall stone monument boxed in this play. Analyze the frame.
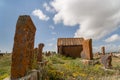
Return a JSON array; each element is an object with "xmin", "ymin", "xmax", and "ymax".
[
  {"xmin": 37, "ymin": 43, "xmax": 44, "ymax": 62},
  {"xmin": 11, "ymin": 15, "xmax": 36, "ymax": 79}
]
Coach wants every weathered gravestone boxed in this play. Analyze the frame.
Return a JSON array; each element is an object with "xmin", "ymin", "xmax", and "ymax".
[
  {"xmin": 46, "ymin": 51, "xmax": 51, "ymax": 56},
  {"xmin": 11, "ymin": 15, "xmax": 36, "ymax": 79},
  {"xmin": 34, "ymin": 48, "xmax": 38, "ymax": 54},
  {"xmin": 33, "ymin": 48, "xmax": 38, "ymax": 68},
  {"xmin": 37, "ymin": 43, "xmax": 44, "ymax": 62},
  {"xmin": 101, "ymin": 54, "xmax": 112, "ymax": 69},
  {"xmin": 101, "ymin": 46, "xmax": 105, "ymax": 55}
]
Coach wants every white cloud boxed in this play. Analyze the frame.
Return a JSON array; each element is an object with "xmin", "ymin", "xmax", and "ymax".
[
  {"xmin": 49, "ymin": 25, "xmax": 55, "ymax": 30},
  {"xmin": 43, "ymin": 2, "xmax": 55, "ymax": 13},
  {"xmin": 51, "ymin": 32, "xmax": 57, "ymax": 35},
  {"xmin": 46, "ymin": 38, "xmax": 56, "ymax": 42},
  {"xmin": 47, "ymin": 43, "xmax": 54, "ymax": 47},
  {"xmin": 51, "ymin": 38, "xmax": 56, "ymax": 40},
  {"xmin": 93, "ymin": 44, "xmax": 120, "ymax": 53},
  {"xmin": 32, "ymin": 9, "xmax": 49, "ymax": 21},
  {"xmin": 45, "ymin": 43, "xmax": 57, "ymax": 51},
  {"xmin": 51, "ymin": 0, "xmax": 120, "ymax": 40},
  {"xmin": 105, "ymin": 34, "xmax": 120, "ymax": 43}
]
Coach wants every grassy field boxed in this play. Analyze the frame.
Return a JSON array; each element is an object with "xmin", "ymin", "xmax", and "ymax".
[
  {"xmin": 0, "ymin": 54, "xmax": 120, "ymax": 80},
  {"xmin": 42, "ymin": 54, "xmax": 120, "ymax": 80},
  {"xmin": 0, "ymin": 54, "xmax": 11, "ymax": 80}
]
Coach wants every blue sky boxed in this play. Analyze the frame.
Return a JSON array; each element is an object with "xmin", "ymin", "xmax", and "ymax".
[{"xmin": 1, "ymin": 0, "xmax": 120, "ymax": 53}]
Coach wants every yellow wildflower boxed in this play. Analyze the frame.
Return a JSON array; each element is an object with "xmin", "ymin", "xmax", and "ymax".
[{"xmin": 72, "ymin": 72, "xmax": 79, "ymax": 77}]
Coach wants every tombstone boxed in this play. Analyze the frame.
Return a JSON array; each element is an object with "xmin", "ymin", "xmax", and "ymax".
[
  {"xmin": 46, "ymin": 51, "xmax": 51, "ymax": 56},
  {"xmin": 37, "ymin": 43, "xmax": 44, "ymax": 62},
  {"xmin": 101, "ymin": 46, "xmax": 105, "ymax": 55},
  {"xmin": 11, "ymin": 15, "xmax": 36, "ymax": 79},
  {"xmin": 101, "ymin": 54, "xmax": 112, "ymax": 69},
  {"xmin": 82, "ymin": 39, "xmax": 93, "ymax": 60},
  {"xmin": 34, "ymin": 48, "xmax": 38, "ymax": 54},
  {"xmin": 33, "ymin": 48, "xmax": 38, "ymax": 68},
  {"xmin": 34, "ymin": 48, "xmax": 38, "ymax": 61}
]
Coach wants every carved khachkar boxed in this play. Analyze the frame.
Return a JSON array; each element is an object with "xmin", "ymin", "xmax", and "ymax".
[
  {"xmin": 101, "ymin": 46, "xmax": 105, "ymax": 55},
  {"xmin": 11, "ymin": 15, "xmax": 36, "ymax": 79},
  {"xmin": 101, "ymin": 54, "xmax": 112, "ymax": 69},
  {"xmin": 82, "ymin": 39, "xmax": 93, "ymax": 60},
  {"xmin": 37, "ymin": 43, "xmax": 44, "ymax": 62}
]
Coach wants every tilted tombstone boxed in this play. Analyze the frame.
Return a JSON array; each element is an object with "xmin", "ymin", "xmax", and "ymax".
[
  {"xmin": 37, "ymin": 43, "xmax": 44, "ymax": 62},
  {"xmin": 101, "ymin": 54, "xmax": 112, "ymax": 69},
  {"xmin": 11, "ymin": 15, "xmax": 36, "ymax": 79}
]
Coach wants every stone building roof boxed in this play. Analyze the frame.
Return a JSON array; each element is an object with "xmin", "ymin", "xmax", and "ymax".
[{"xmin": 57, "ymin": 38, "xmax": 84, "ymax": 46}]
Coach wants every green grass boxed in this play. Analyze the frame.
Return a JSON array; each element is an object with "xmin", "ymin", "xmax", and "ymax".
[
  {"xmin": 42, "ymin": 54, "xmax": 120, "ymax": 80},
  {"xmin": 0, "ymin": 54, "xmax": 120, "ymax": 80},
  {"xmin": 0, "ymin": 54, "xmax": 11, "ymax": 80}
]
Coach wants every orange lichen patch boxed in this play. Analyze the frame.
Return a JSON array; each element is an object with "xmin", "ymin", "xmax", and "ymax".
[{"xmin": 11, "ymin": 15, "xmax": 36, "ymax": 79}]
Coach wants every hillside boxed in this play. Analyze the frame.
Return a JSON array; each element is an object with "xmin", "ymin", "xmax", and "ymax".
[{"xmin": 0, "ymin": 54, "xmax": 11, "ymax": 80}]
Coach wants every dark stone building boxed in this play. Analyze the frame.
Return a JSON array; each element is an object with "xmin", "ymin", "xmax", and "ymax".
[{"xmin": 57, "ymin": 38, "xmax": 93, "ymax": 60}]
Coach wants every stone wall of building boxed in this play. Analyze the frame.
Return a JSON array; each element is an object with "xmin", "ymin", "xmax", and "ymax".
[
  {"xmin": 82, "ymin": 39, "xmax": 93, "ymax": 60},
  {"xmin": 57, "ymin": 38, "xmax": 93, "ymax": 60}
]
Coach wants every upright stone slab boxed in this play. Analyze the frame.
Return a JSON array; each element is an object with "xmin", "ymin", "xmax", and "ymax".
[
  {"xmin": 46, "ymin": 51, "xmax": 51, "ymax": 56},
  {"xmin": 37, "ymin": 43, "xmax": 44, "ymax": 62},
  {"xmin": 101, "ymin": 46, "xmax": 105, "ymax": 55},
  {"xmin": 82, "ymin": 39, "xmax": 93, "ymax": 60},
  {"xmin": 11, "ymin": 15, "xmax": 36, "ymax": 79},
  {"xmin": 34, "ymin": 48, "xmax": 38, "ymax": 54}
]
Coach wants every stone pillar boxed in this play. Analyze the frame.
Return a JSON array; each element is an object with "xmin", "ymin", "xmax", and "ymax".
[
  {"xmin": 33, "ymin": 48, "xmax": 38, "ymax": 68},
  {"xmin": 82, "ymin": 39, "xmax": 93, "ymax": 60},
  {"xmin": 37, "ymin": 43, "xmax": 44, "ymax": 62},
  {"xmin": 34, "ymin": 48, "xmax": 38, "ymax": 54},
  {"xmin": 101, "ymin": 46, "xmax": 105, "ymax": 55},
  {"xmin": 11, "ymin": 15, "xmax": 36, "ymax": 79}
]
